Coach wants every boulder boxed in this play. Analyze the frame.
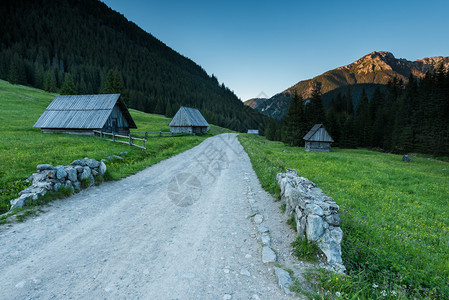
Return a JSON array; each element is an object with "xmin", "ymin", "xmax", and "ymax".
[
  {"xmin": 71, "ymin": 159, "xmax": 87, "ymax": 166},
  {"xmin": 75, "ymin": 166, "xmax": 84, "ymax": 174},
  {"xmin": 325, "ymin": 214, "xmax": 341, "ymax": 226},
  {"xmin": 86, "ymin": 158, "xmax": 100, "ymax": 168},
  {"xmin": 73, "ymin": 181, "xmax": 81, "ymax": 192},
  {"xmin": 10, "ymin": 194, "xmax": 32, "ymax": 209},
  {"xmin": 64, "ymin": 181, "xmax": 74, "ymax": 193},
  {"xmin": 37, "ymin": 164, "xmax": 55, "ymax": 171},
  {"xmin": 113, "ymin": 155, "xmax": 123, "ymax": 160},
  {"xmin": 262, "ymin": 246, "xmax": 277, "ymax": 263},
  {"xmin": 305, "ymin": 203, "xmax": 324, "ymax": 216},
  {"xmin": 53, "ymin": 182, "xmax": 62, "ymax": 192},
  {"xmin": 91, "ymin": 169, "xmax": 99, "ymax": 176},
  {"xmin": 402, "ymin": 155, "xmax": 412, "ymax": 162},
  {"xmin": 274, "ymin": 267, "xmax": 293, "ymax": 295},
  {"xmin": 66, "ymin": 167, "xmax": 77, "ymax": 182},
  {"xmin": 99, "ymin": 162, "xmax": 107, "ymax": 176},
  {"xmin": 306, "ymin": 214, "xmax": 324, "ymax": 242},
  {"xmin": 55, "ymin": 166, "xmax": 67, "ymax": 180},
  {"xmin": 78, "ymin": 167, "xmax": 91, "ymax": 181}
]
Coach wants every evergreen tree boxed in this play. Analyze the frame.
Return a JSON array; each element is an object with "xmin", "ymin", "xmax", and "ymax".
[
  {"xmin": 346, "ymin": 87, "xmax": 354, "ymax": 116},
  {"xmin": 7, "ymin": 61, "xmax": 19, "ymax": 84},
  {"xmin": 305, "ymin": 85, "xmax": 326, "ymax": 128},
  {"xmin": 43, "ymin": 70, "xmax": 57, "ymax": 92},
  {"xmin": 355, "ymin": 88, "xmax": 370, "ymax": 146},
  {"xmin": 281, "ymin": 92, "xmax": 306, "ymax": 146},
  {"xmin": 60, "ymin": 73, "xmax": 77, "ymax": 95},
  {"xmin": 165, "ymin": 100, "xmax": 173, "ymax": 117}
]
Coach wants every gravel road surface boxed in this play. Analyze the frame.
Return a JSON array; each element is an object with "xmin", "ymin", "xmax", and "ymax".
[{"xmin": 0, "ymin": 134, "xmax": 298, "ymax": 299}]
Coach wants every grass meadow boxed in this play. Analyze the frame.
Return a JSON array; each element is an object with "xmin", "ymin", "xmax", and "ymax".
[
  {"xmin": 238, "ymin": 134, "xmax": 449, "ymax": 299},
  {"xmin": 0, "ymin": 80, "xmax": 228, "ymax": 214}
]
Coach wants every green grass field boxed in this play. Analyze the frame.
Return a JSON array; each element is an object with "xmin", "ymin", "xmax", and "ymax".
[
  {"xmin": 238, "ymin": 134, "xmax": 449, "ymax": 299},
  {"xmin": 0, "ymin": 80, "xmax": 228, "ymax": 214}
]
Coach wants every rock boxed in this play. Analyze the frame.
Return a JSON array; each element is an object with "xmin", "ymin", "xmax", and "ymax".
[
  {"xmin": 223, "ymin": 295, "xmax": 232, "ymax": 300},
  {"xmin": 64, "ymin": 181, "xmax": 74, "ymax": 193},
  {"xmin": 258, "ymin": 226, "xmax": 269, "ymax": 234},
  {"xmin": 66, "ymin": 167, "xmax": 77, "ymax": 182},
  {"xmin": 282, "ymin": 149, "xmax": 290, "ymax": 153},
  {"xmin": 35, "ymin": 181, "xmax": 53, "ymax": 190},
  {"xmin": 79, "ymin": 167, "xmax": 91, "ymax": 181},
  {"xmin": 262, "ymin": 246, "xmax": 277, "ymax": 263},
  {"xmin": 402, "ymin": 155, "xmax": 412, "ymax": 162},
  {"xmin": 274, "ymin": 267, "xmax": 293, "ymax": 295},
  {"xmin": 305, "ymin": 203, "xmax": 324, "ymax": 216},
  {"xmin": 261, "ymin": 234, "xmax": 271, "ymax": 246},
  {"xmin": 70, "ymin": 159, "xmax": 86, "ymax": 166},
  {"xmin": 119, "ymin": 152, "xmax": 125, "ymax": 156},
  {"xmin": 240, "ymin": 269, "xmax": 251, "ymax": 276},
  {"xmin": 55, "ymin": 166, "xmax": 67, "ymax": 180},
  {"xmin": 86, "ymin": 159, "xmax": 100, "ymax": 168},
  {"xmin": 88, "ymin": 175, "xmax": 95, "ymax": 186},
  {"xmin": 325, "ymin": 214, "xmax": 341, "ymax": 226},
  {"xmin": 106, "ymin": 156, "xmax": 113, "ymax": 161},
  {"xmin": 306, "ymin": 214, "xmax": 324, "ymax": 242},
  {"xmin": 73, "ymin": 181, "xmax": 81, "ymax": 192},
  {"xmin": 37, "ymin": 164, "xmax": 55, "ymax": 171},
  {"xmin": 99, "ymin": 162, "xmax": 107, "ymax": 176},
  {"xmin": 10, "ymin": 194, "xmax": 31, "ymax": 209},
  {"xmin": 253, "ymin": 214, "xmax": 263, "ymax": 224},
  {"xmin": 319, "ymin": 228, "xmax": 344, "ymax": 265},
  {"xmin": 25, "ymin": 175, "xmax": 34, "ymax": 183},
  {"xmin": 113, "ymin": 155, "xmax": 123, "ymax": 160},
  {"xmin": 296, "ymin": 215, "xmax": 307, "ymax": 239},
  {"xmin": 91, "ymin": 169, "xmax": 99, "ymax": 176},
  {"xmin": 53, "ymin": 182, "xmax": 62, "ymax": 192}
]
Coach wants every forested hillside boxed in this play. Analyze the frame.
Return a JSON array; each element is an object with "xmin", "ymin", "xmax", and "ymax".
[
  {"xmin": 0, "ymin": 0, "xmax": 269, "ymax": 132},
  {"xmin": 266, "ymin": 70, "xmax": 449, "ymax": 156}
]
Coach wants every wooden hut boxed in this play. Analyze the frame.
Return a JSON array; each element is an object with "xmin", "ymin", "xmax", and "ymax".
[
  {"xmin": 169, "ymin": 106, "xmax": 209, "ymax": 134},
  {"xmin": 303, "ymin": 124, "xmax": 334, "ymax": 152},
  {"xmin": 33, "ymin": 94, "xmax": 137, "ymax": 135},
  {"xmin": 247, "ymin": 129, "xmax": 259, "ymax": 135}
]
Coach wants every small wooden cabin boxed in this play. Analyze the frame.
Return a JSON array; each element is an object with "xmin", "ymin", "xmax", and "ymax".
[
  {"xmin": 303, "ymin": 124, "xmax": 334, "ymax": 152},
  {"xmin": 33, "ymin": 94, "xmax": 137, "ymax": 135},
  {"xmin": 169, "ymin": 106, "xmax": 209, "ymax": 134}
]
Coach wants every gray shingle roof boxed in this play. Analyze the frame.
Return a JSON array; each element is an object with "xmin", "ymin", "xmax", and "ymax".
[
  {"xmin": 169, "ymin": 106, "xmax": 209, "ymax": 127},
  {"xmin": 33, "ymin": 94, "xmax": 136, "ymax": 129},
  {"xmin": 303, "ymin": 124, "xmax": 334, "ymax": 142}
]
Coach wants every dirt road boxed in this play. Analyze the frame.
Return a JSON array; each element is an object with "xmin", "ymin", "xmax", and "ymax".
[{"xmin": 0, "ymin": 134, "xmax": 297, "ymax": 299}]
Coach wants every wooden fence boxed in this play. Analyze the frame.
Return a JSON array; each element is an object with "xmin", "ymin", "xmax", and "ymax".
[
  {"xmin": 130, "ymin": 131, "xmax": 185, "ymax": 138},
  {"xmin": 93, "ymin": 130, "xmax": 146, "ymax": 150}
]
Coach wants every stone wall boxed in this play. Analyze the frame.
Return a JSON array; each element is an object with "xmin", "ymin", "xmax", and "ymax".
[
  {"xmin": 277, "ymin": 169, "xmax": 345, "ymax": 273},
  {"xmin": 9, "ymin": 158, "xmax": 106, "ymax": 211}
]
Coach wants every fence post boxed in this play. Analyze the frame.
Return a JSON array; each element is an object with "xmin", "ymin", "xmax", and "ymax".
[
  {"xmin": 142, "ymin": 139, "xmax": 146, "ymax": 149},
  {"xmin": 113, "ymin": 133, "xmax": 115, "ymax": 142},
  {"xmin": 129, "ymin": 134, "xmax": 132, "ymax": 146},
  {"xmin": 159, "ymin": 131, "xmax": 162, "ymax": 136},
  {"xmin": 145, "ymin": 131, "xmax": 148, "ymax": 139}
]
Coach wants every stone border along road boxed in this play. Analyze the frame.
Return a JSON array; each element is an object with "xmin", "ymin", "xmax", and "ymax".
[{"xmin": 0, "ymin": 133, "xmax": 312, "ymax": 299}]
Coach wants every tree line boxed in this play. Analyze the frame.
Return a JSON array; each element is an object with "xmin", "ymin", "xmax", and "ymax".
[
  {"xmin": 0, "ymin": 0, "xmax": 269, "ymax": 132},
  {"xmin": 265, "ymin": 69, "xmax": 449, "ymax": 156}
]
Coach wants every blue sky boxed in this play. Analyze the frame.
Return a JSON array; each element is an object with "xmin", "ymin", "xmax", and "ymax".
[{"xmin": 102, "ymin": 0, "xmax": 449, "ymax": 101}]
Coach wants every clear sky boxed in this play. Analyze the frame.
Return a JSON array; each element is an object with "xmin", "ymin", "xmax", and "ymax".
[{"xmin": 101, "ymin": 0, "xmax": 449, "ymax": 101}]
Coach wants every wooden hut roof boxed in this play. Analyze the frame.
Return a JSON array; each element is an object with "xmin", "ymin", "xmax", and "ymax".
[
  {"xmin": 169, "ymin": 106, "xmax": 209, "ymax": 127},
  {"xmin": 33, "ymin": 94, "xmax": 136, "ymax": 129},
  {"xmin": 303, "ymin": 124, "xmax": 334, "ymax": 142}
]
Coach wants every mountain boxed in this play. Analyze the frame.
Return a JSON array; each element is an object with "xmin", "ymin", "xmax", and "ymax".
[
  {"xmin": 243, "ymin": 98, "xmax": 268, "ymax": 109},
  {"xmin": 248, "ymin": 51, "xmax": 449, "ymax": 119},
  {"xmin": 0, "ymin": 0, "xmax": 270, "ymax": 132}
]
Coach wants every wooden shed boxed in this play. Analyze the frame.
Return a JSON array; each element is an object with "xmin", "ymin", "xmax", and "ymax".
[
  {"xmin": 303, "ymin": 124, "xmax": 334, "ymax": 152},
  {"xmin": 33, "ymin": 94, "xmax": 137, "ymax": 135},
  {"xmin": 169, "ymin": 106, "xmax": 209, "ymax": 134}
]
